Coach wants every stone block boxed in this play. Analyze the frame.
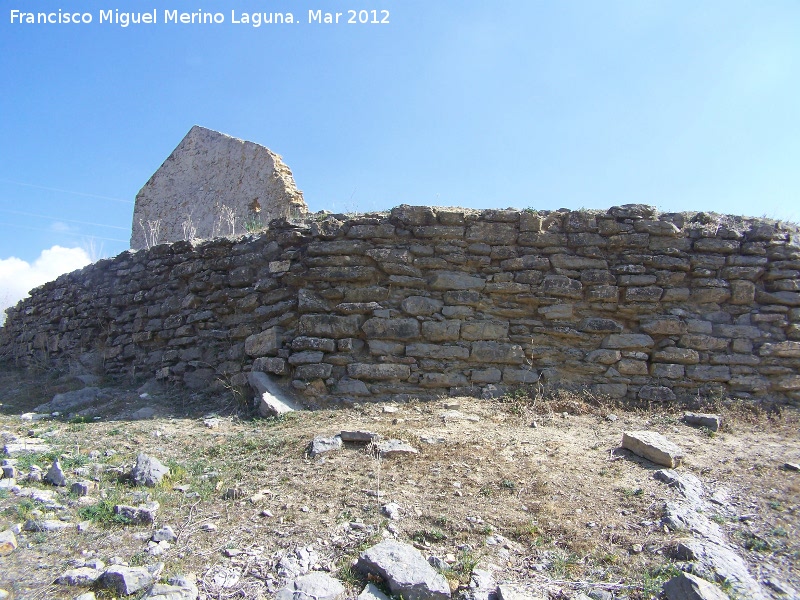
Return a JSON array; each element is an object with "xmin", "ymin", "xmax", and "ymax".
[
  {"xmin": 541, "ymin": 276, "xmax": 582, "ymax": 299},
  {"xmin": 401, "ymin": 296, "xmax": 443, "ymax": 316},
  {"xmin": 585, "ymin": 349, "xmax": 622, "ymax": 364},
  {"xmin": 334, "ymin": 378, "xmax": 371, "ymax": 396},
  {"xmin": 687, "ymin": 365, "xmax": 731, "ymax": 382},
  {"xmin": 291, "ymin": 336, "xmax": 337, "ymax": 353},
  {"xmin": 662, "ymin": 572, "xmax": 730, "ymax": 600},
  {"xmin": 650, "ymin": 363, "xmax": 685, "ymax": 379},
  {"xmin": 460, "ymin": 320, "xmax": 509, "ymax": 340},
  {"xmin": 693, "ymin": 238, "xmax": 740, "ymax": 253},
  {"xmin": 601, "ymin": 334, "xmax": 654, "ymax": 350},
  {"xmin": 420, "ymin": 373, "xmax": 469, "ymax": 388},
  {"xmin": 539, "ymin": 304, "xmax": 573, "ymax": 319},
  {"xmin": 466, "ymin": 222, "xmax": 518, "ymax": 245},
  {"xmin": 617, "ymin": 359, "xmax": 648, "ymax": 376},
  {"xmin": 579, "ymin": 318, "xmax": 623, "ymax": 333},
  {"xmin": 638, "ymin": 385, "xmax": 676, "ymax": 402},
  {"xmin": 406, "ymin": 344, "xmax": 470, "ymax": 360},
  {"xmin": 428, "ymin": 271, "xmax": 485, "ymax": 291},
  {"xmin": 288, "ymin": 351, "xmax": 324, "ymax": 365},
  {"xmin": 595, "ymin": 383, "xmax": 628, "ymax": 398},
  {"xmin": 294, "ymin": 364, "xmax": 333, "ymax": 380},
  {"xmin": 549, "ymin": 254, "xmax": 608, "ymax": 270},
  {"xmin": 244, "ymin": 327, "xmax": 283, "ymax": 357},
  {"xmin": 502, "ymin": 367, "xmax": 539, "ymax": 384},
  {"xmin": 253, "ymin": 357, "xmax": 287, "ymax": 375},
  {"xmin": 470, "ymin": 368, "xmax": 502, "ymax": 383},
  {"xmin": 587, "ymin": 285, "xmax": 619, "ymax": 301},
  {"xmin": 347, "ymin": 364, "xmax": 411, "ymax": 380},
  {"xmin": 640, "ymin": 317, "xmax": 686, "ymax": 335},
  {"xmin": 683, "ymin": 412, "xmax": 722, "ymax": 432},
  {"xmin": 621, "ymin": 431, "xmax": 684, "ymax": 467},
  {"xmin": 368, "ymin": 340, "xmax": 406, "ymax": 356},
  {"xmin": 421, "ymin": 320, "xmax": 461, "ymax": 342},
  {"xmin": 633, "ymin": 220, "xmax": 681, "ymax": 235},
  {"xmin": 500, "ymin": 255, "xmax": 550, "ymax": 271},
  {"xmin": 679, "ymin": 334, "xmax": 728, "ymax": 351},
  {"xmin": 469, "ymin": 342, "xmax": 526, "ymax": 364},
  {"xmin": 625, "ymin": 286, "xmax": 664, "ymax": 302},
  {"xmin": 390, "ymin": 204, "xmax": 436, "ymax": 226},
  {"xmin": 759, "ymin": 341, "xmax": 800, "ymax": 358},
  {"xmin": 362, "ymin": 318, "xmax": 420, "ymax": 341},
  {"xmin": 299, "ymin": 315, "xmax": 362, "ymax": 339}
]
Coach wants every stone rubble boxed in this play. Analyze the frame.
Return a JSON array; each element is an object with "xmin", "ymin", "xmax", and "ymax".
[{"xmin": 654, "ymin": 468, "xmax": 768, "ymax": 599}]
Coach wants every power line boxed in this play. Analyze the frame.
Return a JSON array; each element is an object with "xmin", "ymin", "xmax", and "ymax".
[
  {"xmin": 0, "ymin": 209, "xmax": 128, "ymax": 230},
  {"xmin": 0, "ymin": 178, "xmax": 134, "ymax": 204},
  {"xmin": 0, "ymin": 221, "xmax": 128, "ymax": 243}
]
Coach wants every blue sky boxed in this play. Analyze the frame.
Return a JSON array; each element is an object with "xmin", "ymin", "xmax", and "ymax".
[{"xmin": 1, "ymin": 1, "xmax": 799, "ymax": 310}]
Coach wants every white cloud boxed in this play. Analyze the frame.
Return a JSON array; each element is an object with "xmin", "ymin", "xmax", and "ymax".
[{"xmin": 0, "ymin": 246, "xmax": 92, "ymax": 324}]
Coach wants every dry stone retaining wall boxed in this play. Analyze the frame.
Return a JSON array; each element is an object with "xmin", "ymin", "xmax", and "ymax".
[{"xmin": 3, "ymin": 204, "xmax": 800, "ymax": 407}]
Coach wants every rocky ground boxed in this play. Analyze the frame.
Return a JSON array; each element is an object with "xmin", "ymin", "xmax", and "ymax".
[{"xmin": 0, "ymin": 363, "xmax": 798, "ymax": 600}]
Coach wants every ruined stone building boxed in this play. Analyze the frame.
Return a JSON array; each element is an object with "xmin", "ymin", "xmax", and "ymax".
[{"xmin": 130, "ymin": 126, "xmax": 307, "ymax": 249}]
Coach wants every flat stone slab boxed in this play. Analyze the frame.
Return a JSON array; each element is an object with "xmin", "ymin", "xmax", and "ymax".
[
  {"xmin": 497, "ymin": 584, "xmax": 546, "ymax": 600},
  {"xmin": 622, "ymin": 431, "xmax": 685, "ymax": 467},
  {"xmin": 357, "ymin": 540, "xmax": 450, "ymax": 600},
  {"xmin": 340, "ymin": 430, "xmax": 379, "ymax": 443},
  {"xmin": 3, "ymin": 438, "xmax": 51, "ymax": 457},
  {"xmin": 663, "ymin": 572, "xmax": 730, "ymax": 600},
  {"xmin": 376, "ymin": 440, "xmax": 419, "ymax": 458},
  {"xmin": 308, "ymin": 435, "xmax": 343, "ymax": 457},
  {"xmin": 23, "ymin": 519, "xmax": 73, "ymax": 532},
  {"xmin": 56, "ymin": 567, "xmax": 104, "ymax": 586},
  {"xmin": 276, "ymin": 572, "xmax": 345, "ymax": 600},
  {"xmin": 683, "ymin": 412, "xmax": 722, "ymax": 432},
  {"xmin": 248, "ymin": 371, "xmax": 302, "ymax": 417}
]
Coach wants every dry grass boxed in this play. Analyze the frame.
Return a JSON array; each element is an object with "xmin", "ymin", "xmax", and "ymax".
[{"xmin": 0, "ymin": 364, "xmax": 798, "ymax": 599}]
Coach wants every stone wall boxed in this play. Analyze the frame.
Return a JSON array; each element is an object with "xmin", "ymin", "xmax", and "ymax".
[
  {"xmin": 130, "ymin": 126, "xmax": 307, "ymax": 250},
  {"xmin": 3, "ymin": 204, "xmax": 800, "ymax": 407}
]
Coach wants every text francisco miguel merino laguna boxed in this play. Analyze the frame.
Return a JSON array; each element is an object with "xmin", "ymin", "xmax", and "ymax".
[{"xmin": 9, "ymin": 8, "xmax": 391, "ymax": 27}]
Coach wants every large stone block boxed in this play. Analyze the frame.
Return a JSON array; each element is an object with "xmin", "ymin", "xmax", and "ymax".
[
  {"xmin": 621, "ymin": 431, "xmax": 684, "ymax": 467},
  {"xmin": 466, "ymin": 222, "xmax": 518, "ymax": 245},
  {"xmin": 362, "ymin": 318, "xmax": 421, "ymax": 341},
  {"xmin": 299, "ymin": 315, "xmax": 363, "ymax": 339},
  {"xmin": 469, "ymin": 341, "xmax": 526, "ymax": 364},
  {"xmin": 348, "ymin": 363, "xmax": 411, "ymax": 380},
  {"xmin": 245, "ymin": 328, "xmax": 282, "ymax": 357},
  {"xmin": 401, "ymin": 296, "xmax": 443, "ymax": 316},
  {"xmin": 460, "ymin": 320, "xmax": 509, "ymax": 341},
  {"xmin": 421, "ymin": 320, "xmax": 461, "ymax": 341},
  {"xmin": 601, "ymin": 334, "xmax": 654, "ymax": 350},
  {"xmin": 406, "ymin": 344, "xmax": 470, "ymax": 360},
  {"xmin": 419, "ymin": 373, "xmax": 469, "ymax": 388},
  {"xmin": 540, "ymin": 276, "xmax": 583, "ymax": 299},
  {"xmin": 428, "ymin": 271, "xmax": 486, "ymax": 291},
  {"xmin": 131, "ymin": 126, "xmax": 306, "ymax": 249}
]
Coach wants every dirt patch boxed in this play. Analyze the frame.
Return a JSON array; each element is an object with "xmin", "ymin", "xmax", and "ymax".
[{"xmin": 0, "ymin": 364, "xmax": 798, "ymax": 599}]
